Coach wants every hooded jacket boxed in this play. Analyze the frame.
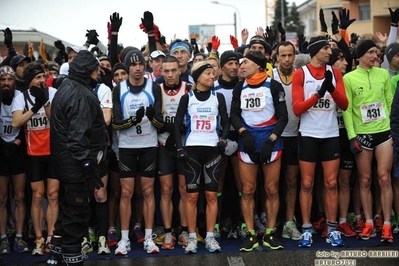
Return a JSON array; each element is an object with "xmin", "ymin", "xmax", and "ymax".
[{"xmin": 50, "ymin": 50, "xmax": 106, "ymax": 183}]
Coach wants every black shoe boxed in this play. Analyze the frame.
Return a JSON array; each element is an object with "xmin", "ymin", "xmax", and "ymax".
[
  {"xmin": 262, "ymin": 231, "xmax": 284, "ymax": 250},
  {"xmin": 239, "ymin": 233, "xmax": 259, "ymax": 252}
]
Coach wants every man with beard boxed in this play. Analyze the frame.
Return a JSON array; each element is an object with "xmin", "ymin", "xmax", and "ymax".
[
  {"xmin": 10, "ymin": 55, "xmax": 31, "ymax": 92},
  {"xmin": 48, "ymin": 50, "xmax": 106, "ymax": 265},
  {"xmin": 0, "ymin": 66, "xmax": 29, "ymax": 255}
]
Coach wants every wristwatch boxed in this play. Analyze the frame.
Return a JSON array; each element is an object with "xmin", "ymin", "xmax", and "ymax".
[{"xmin": 43, "ymin": 100, "xmax": 51, "ymax": 107}]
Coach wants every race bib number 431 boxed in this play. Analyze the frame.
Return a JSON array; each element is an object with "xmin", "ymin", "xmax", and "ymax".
[{"xmin": 360, "ymin": 102, "xmax": 386, "ymax": 123}]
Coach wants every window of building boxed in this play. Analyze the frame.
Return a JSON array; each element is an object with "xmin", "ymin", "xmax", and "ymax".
[{"xmin": 359, "ymin": 4, "xmax": 371, "ymax": 21}]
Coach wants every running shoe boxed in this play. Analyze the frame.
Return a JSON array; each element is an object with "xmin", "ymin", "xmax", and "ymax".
[
  {"xmin": 0, "ymin": 238, "xmax": 10, "ymax": 254},
  {"xmin": 184, "ymin": 238, "xmax": 198, "ymax": 254},
  {"xmin": 115, "ymin": 238, "xmax": 131, "ymax": 255},
  {"xmin": 81, "ymin": 237, "xmax": 93, "ymax": 254},
  {"xmin": 326, "ymin": 230, "xmax": 344, "ymax": 247},
  {"xmin": 204, "ymin": 236, "xmax": 221, "ymax": 253},
  {"xmin": 282, "ymin": 221, "xmax": 302, "ymax": 240},
  {"xmin": 32, "ymin": 237, "xmax": 45, "ymax": 256},
  {"xmin": 162, "ymin": 232, "xmax": 175, "ymax": 250},
  {"xmin": 45, "ymin": 239, "xmax": 51, "ymax": 253},
  {"xmin": 97, "ymin": 236, "xmax": 111, "ymax": 255},
  {"xmin": 13, "ymin": 237, "xmax": 29, "ymax": 253},
  {"xmin": 353, "ymin": 217, "xmax": 365, "ymax": 232},
  {"xmin": 107, "ymin": 230, "xmax": 118, "ymax": 247},
  {"xmin": 227, "ymin": 226, "xmax": 238, "ymax": 240},
  {"xmin": 133, "ymin": 226, "xmax": 145, "ymax": 243},
  {"xmin": 298, "ymin": 229, "xmax": 312, "ymax": 247},
  {"xmin": 239, "ymin": 224, "xmax": 247, "ymax": 240},
  {"xmin": 374, "ymin": 216, "xmax": 383, "ymax": 232},
  {"xmin": 381, "ymin": 224, "xmax": 393, "ymax": 243},
  {"xmin": 262, "ymin": 231, "xmax": 283, "ymax": 250},
  {"xmin": 178, "ymin": 231, "xmax": 189, "ymax": 247},
  {"xmin": 88, "ymin": 230, "xmax": 96, "ymax": 245},
  {"xmin": 312, "ymin": 216, "xmax": 326, "ymax": 231},
  {"xmin": 337, "ymin": 222, "xmax": 357, "ymax": 237},
  {"xmin": 143, "ymin": 237, "xmax": 159, "ymax": 254},
  {"xmin": 358, "ymin": 222, "xmax": 376, "ymax": 240},
  {"xmin": 239, "ymin": 233, "xmax": 259, "ymax": 252},
  {"xmin": 154, "ymin": 231, "xmax": 165, "ymax": 245}
]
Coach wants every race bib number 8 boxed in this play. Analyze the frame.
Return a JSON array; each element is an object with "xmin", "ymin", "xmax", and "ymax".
[{"xmin": 360, "ymin": 102, "xmax": 386, "ymax": 123}]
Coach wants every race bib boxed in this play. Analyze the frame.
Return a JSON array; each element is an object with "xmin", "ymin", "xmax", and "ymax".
[
  {"xmin": 27, "ymin": 114, "xmax": 49, "ymax": 131},
  {"xmin": 360, "ymin": 102, "xmax": 386, "ymax": 123},
  {"xmin": 191, "ymin": 115, "xmax": 216, "ymax": 133},
  {"xmin": 241, "ymin": 91, "xmax": 266, "ymax": 111},
  {"xmin": 310, "ymin": 93, "xmax": 334, "ymax": 112}
]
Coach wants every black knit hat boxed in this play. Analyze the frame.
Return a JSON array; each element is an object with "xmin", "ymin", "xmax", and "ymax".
[
  {"xmin": 355, "ymin": 39, "xmax": 377, "ymax": 59},
  {"xmin": 220, "ymin": 51, "xmax": 239, "ymax": 68},
  {"xmin": 328, "ymin": 48, "xmax": 345, "ymax": 66}
]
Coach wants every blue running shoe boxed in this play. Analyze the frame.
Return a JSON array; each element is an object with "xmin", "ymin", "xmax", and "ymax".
[
  {"xmin": 326, "ymin": 230, "xmax": 344, "ymax": 247},
  {"xmin": 298, "ymin": 229, "xmax": 312, "ymax": 247}
]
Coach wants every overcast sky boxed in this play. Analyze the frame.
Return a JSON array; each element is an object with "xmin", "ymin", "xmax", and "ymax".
[{"xmin": 1, "ymin": 0, "xmax": 304, "ymax": 51}]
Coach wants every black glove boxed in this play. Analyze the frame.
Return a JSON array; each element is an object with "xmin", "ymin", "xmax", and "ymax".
[
  {"xmin": 177, "ymin": 149, "xmax": 189, "ymax": 162},
  {"xmin": 82, "ymin": 160, "xmax": 104, "ymax": 192},
  {"xmin": 3, "ymin": 142, "xmax": 17, "ymax": 159},
  {"xmin": 389, "ymin": 8, "xmax": 399, "ymax": 26},
  {"xmin": 3, "ymin": 28, "xmax": 12, "ymax": 48},
  {"xmin": 141, "ymin": 11, "xmax": 154, "ymax": 33},
  {"xmin": 323, "ymin": 70, "xmax": 334, "ymax": 93},
  {"xmin": 130, "ymin": 106, "xmax": 145, "ymax": 125},
  {"xmin": 297, "ymin": 33, "xmax": 306, "ymax": 52},
  {"xmin": 30, "ymin": 86, "xmax": 48, "ymax": 106},
  {"xmin": 349, "ymin": 137, "xmax": 362, "ymax": 154},
  {"xmin": 165, "ymin": 133, "xmax": 176, "ymax": 149},
  {"xmin": 331, "ymin": 11, "xmax": 339, "ymax": 35},
  {"xmin": 259, "ymin": 138, "xmax": 275, "ymax": 163},
  {"xmin": 339, "ymin": 8, "xmax": 356, "ymax": 30},
  {"xmin": 350, "ymin": 33, "xmax": 359, "ymax": 45},
  {"xmin": 85, "ymin": 30, "xmax": 99, "ymax": 45},
  {"xmin": 161, "ymin": 122, "xmax": 174, "ymax": 134},
  {"xmin": 278, "ymin": 22, "xmax": 286, "ymax": 36},
  {"xmin": 265, "ymin": 26, "xmax": 275, "ymax": 46},
  {"xmin": 146, "ymin": 105, "xmax": 156, "ymax": 121},
  {"xmin": 110, "ymin": 12, "xmax": 123, "ymax": 32},
  {"xmin": 319, "ymin": 9, "xmax": 328, "ymax": 32},
  {"xmin": 240, "ymin": 130, "xmax": 255, "ymax": 155},
  {"xmin": 216, "ymin": 140, "xmax": 226, "ymax": 154},
  {"xmin": 54, "ymin": 40, "xmax": 65, "ymax": 51},
  {"xmin": 316, "ymin": 81, "xmax": 327, "ymax": 98}
]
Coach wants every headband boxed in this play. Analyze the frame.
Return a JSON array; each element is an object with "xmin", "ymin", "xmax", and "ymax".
[
  {"xmin": 25, "ymin": 68, "xmax": 45, "ymax": 86},
  {"xmin": 192, "ymin": 63, "xmax": 213, "ymax": 83},
  {"xmin": 170, "ymin": 41, "xmax": 191, "ymax": 55}
]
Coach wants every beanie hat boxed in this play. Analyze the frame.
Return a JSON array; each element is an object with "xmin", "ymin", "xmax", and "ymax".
[
  {"xmin": 124, "ymin": 50, "xmax": 146, "ymax": 68},
  {"xmin": 0, "ymin": 65, "xmax": 15, "ymax": 78},
  {"xmin": 355, "ymin": 39, "xmax": 377, "ymax": 59},
  {"xmin": 386, "ymin": 42, "xmax": 399, "ymax": 63},
  {"xmin": 48, "ymin": 64, "xmax": 60, "ymax": 74},
  {"xmin": 245, "ymin": 52, "xmax": 266, "ymax": 70},
  {"xmin": 10, "ymin": 55, "xmax": 31, "ymax": 71},
  {"xmin": 192, "ymin": 63, "xmax": 213, "ymax": 83},
  {"xmin": 98, "ymin": 55, "xmax": 111, "ymax": 63},
  {"xmin": 24, "ymin": 64, "xmax": 45, "ymax": 86},
  {"xmin": 328, "ymin": 48, "xmax": 345, "ymax": 66},
  {"xmin": 120, "ymin": 46, "xmax": 139, "ymax": 62},
  {"xmin": 308, "ymin": 38, "xmax": 330, "ymax": 58},
  {"xmin": 249, "ymin": 37, "xmax": 272, "ymax": 56},
  {"xmin": 112, "ymin": 62, "xmax": 126, "ymax": 74},
  {"xmin": 220, "ymin": 51, "xmax": 239, "ymax": 68}
]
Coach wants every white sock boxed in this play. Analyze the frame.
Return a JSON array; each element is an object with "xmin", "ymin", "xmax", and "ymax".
[
  {"xmin": 189, "ymin": 232, "xmax": 197, "ymax": 239},
  {"xmin": 206, "ymin": 232, "xmax": 214, "ymax": 238},
  {"xmin": 121, "ymin": 230, "xmax": 129, "ymax": 240},
  {"xmin": 145, "ymin": 229, "xmax": 152, "ymax": 239},
  {"xmin": 339, "ymin": 218, "xmax": 346, "ymax": 225}
]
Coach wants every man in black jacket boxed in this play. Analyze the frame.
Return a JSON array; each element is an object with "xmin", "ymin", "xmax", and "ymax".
[{"xmin": 48, "ymin": 50, "xmax": 106, "ymax": 266}]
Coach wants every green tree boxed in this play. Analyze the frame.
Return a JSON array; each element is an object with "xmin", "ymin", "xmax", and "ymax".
[
  {"xmin": 286, "ymin": 2, "xmax": 305, "ymax": 34},
  {"xmin": 272, "ymin": 0, "xmax": 289, "ymax": 30}
]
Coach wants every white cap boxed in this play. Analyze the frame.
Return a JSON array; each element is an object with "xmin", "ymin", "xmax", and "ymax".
[
  {"xmin": 59, "ymin": 62, "xmax": 69, "ymax": 75},
  {"xmin": 149, "ymin": 50, "xmax": 166, "ymax": 61},
  {"xmin": 65, "ymin": 45, "xmax": 87, "ymax": 54}
]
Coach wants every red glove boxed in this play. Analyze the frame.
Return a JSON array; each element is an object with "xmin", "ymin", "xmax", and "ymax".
[
  {"xmin": 230, "ymin": 35, "xmax": 238, "ymax": 49},
  {"xmin": 212, "ymin": 35, "xmax": 220, "ymax": 51},
  {"xmin": 107, "ymin": 22, "xmax": 112, "ymax": 40},
  {"xmin": 139, "ymin": 23, "xmax": 160, "ymax": 41}
]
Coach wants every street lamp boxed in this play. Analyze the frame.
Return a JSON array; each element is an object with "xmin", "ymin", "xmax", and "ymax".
[{"xmin": 211, "ymin": 1, "xmax": 241, "ymax": 37}]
